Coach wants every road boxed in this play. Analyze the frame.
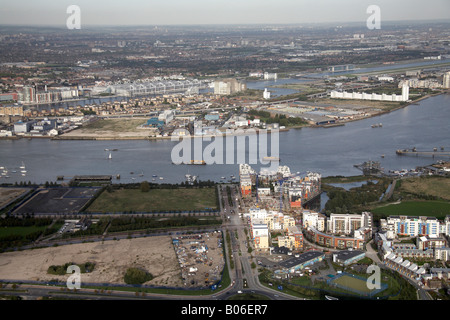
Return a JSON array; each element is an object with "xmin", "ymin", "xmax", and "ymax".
[{"xmin": 217, "ymin": 184, "xmax": 300, "ymax": 300}]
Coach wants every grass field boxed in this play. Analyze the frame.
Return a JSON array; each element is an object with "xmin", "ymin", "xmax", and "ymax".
[
  {"xmin": 86, "ymin": 188, "xmax": 218, "ymax": 213},
  {"xmin": 81, "ymin": 118, "xmax": 148, "ymax": 132},
  {"xmin": 398, "ymin": 176, "xmax": 450, "ymax": 201},
  {"xmin": 0, "ymin": 226, "xmax": 48, "ymax": 237},
  {"xmin": 372, "ymin": 200, "xmax": 450, "ymax": 218}
]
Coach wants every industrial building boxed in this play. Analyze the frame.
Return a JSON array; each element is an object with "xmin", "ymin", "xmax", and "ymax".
[
  {"xmin": 330, "ymin": 83, "xmax": 409, "ymax": 102},
  {"xmin": 278, "ymin": 250, "xmax": 325, "ymax": 273},
  {"xmin": 332, "ymin": 250, "xmax": 366, "ymax": 266},
  {"xmin": 93, "ymin": 78, "xmax": 210, "ymax": 97}
]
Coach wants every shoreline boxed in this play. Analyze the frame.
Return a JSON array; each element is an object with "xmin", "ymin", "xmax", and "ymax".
[{"xmin": 2, "ymin": 92, "xmax": 446, "ymax": 141}]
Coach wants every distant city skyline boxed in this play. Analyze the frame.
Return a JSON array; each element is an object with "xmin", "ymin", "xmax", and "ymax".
[{"xmin": 0, "ymin": 0, "xmax": 449, "ymax": 27}]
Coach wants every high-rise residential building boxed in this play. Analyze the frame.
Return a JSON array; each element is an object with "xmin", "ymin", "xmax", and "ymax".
[
  {"xmin": 385, "ymin": 216, "xmax": 440, "ymax": 238},
  {"xmin": 214, "ymin": 78, "xmax": 246, "ymax": 95},
  {"xmin": 327, "ymin": 212, "xmax": 372, "ymax": 235}
]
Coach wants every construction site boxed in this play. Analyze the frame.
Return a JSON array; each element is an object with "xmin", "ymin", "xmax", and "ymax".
[{"xmin": 172, "ymin": 231, "xmax": 226, "ymax": 289}]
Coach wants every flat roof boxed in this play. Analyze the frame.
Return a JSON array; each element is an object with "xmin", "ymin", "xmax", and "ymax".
[
  {"xmin": 279, "ymin": 250, "xmax": 324, "ymax": 269},
  {"xmin": 333, "ymin": 250, "xmax": 365, "ymax": 261}
]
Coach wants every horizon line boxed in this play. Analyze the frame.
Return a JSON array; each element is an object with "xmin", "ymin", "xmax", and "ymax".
[{"xmin": 1, "ymin": 18, "xmax": 450, "ymax": 29}]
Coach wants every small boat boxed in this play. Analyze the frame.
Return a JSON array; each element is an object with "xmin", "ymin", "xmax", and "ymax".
[
  {"xmin": 152, "ymin": 174, "xmax": 157, "ymax": 177},
  {"xmin": 381, "ymin": 155, "xmax": 385, "ymax": 158},
  {"xmin": 108, "ymin": 152, "xmax": 112, "ymax": 159},
  {"xmin": 152, "ymin": 178, "xmax": 156, "ymax": 181},
  {"xmin": 221, "ymin": 176, "xmax": 226, "ymax": 179},
  {"xmin": 20, "ymin": 162, "xmax": 25, "ymax": 169},
  {"xmin": 159, "ymin": 177, "xmax": 164, "ymax": 180}
]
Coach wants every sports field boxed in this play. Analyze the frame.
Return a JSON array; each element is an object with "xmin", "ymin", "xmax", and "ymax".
[
  {"xmin": 86, "ymin": 187, "xmax": 218, "ymax": 213},
  {"xmin": 332, "ymin": 274, "xmax": 372, "ymax": 294}
]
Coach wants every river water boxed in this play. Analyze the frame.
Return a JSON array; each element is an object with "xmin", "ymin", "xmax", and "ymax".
[{"xmin": 0, "ymin": 94, "xmax": 449, "ymax": 185}]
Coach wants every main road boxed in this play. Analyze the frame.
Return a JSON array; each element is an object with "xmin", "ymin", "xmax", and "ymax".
[{"xmin": 216, "ymin": 184, "xmax": 301, "ymax": 300}]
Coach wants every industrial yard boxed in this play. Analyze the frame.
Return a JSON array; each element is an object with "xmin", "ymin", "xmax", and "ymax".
[{"xmin": 172, "ymin": 232, "xmax": 225, "ymax": 288}]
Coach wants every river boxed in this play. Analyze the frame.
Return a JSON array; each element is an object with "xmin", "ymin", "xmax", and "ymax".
[{"xmin": 0, "ymin": 94, "xmax": 449, "ymax": 185}]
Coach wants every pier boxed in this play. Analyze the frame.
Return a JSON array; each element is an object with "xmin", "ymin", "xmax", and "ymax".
[{"xmin": 396, "ymin": 148, "xmax": 450, "ymax": 158}]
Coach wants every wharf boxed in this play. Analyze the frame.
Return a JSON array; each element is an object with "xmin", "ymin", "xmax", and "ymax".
[{"xmin": 396, "ymin": 149, "xmax": 450, "ymax": 158}]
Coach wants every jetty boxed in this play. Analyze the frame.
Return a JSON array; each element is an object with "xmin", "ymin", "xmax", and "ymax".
[{"xmin": 396, "ymin": 148, "xmax": 450, "ymax": 158}]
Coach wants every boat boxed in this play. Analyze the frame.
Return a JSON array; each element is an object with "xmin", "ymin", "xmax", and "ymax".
[
  {"xmin": 139, "ymin": 171, "xmax": 144, "ymax": 177},
  {"xmin": 20, "ymin": 162, "xmax": 25, "ymax": 169},
  {"xmin": 221, "ymin": 176, "xmax": 226, "ymax": 179},
  {"xmin": 152, "ymin": 174, "xmax": 157, "ymax": 177},
  {"xmin": 381, "ymin": 155, "xmax": 385, "ymax": 158},
  {"xmin": 263, "ymin": 156, "xmax": 280, "ymax": 161},
  {"xmin": 189, "ymin": 160, "xmax": 206, "ymax": 165},
  {"xmin": 159, "ymin": 177, "xmax": 164, "ymax": 180},
  {"xmin": 152, "ymin": 178, "xmax": 156, "ymax": 181}
]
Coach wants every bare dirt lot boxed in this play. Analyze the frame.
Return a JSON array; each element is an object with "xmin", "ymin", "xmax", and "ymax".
[
  {"xmin": 0, "ymin": 236, "xmax": 183, "ymax": 287},
  {"xmin": 60, "ymin": 118, "xmax": 158, "ymax": 139},
  {"xmin": 0, "ymin": 187, "xmax": 30, "ymax": 209}
]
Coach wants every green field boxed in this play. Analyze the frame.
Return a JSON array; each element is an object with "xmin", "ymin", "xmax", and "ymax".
[
  {"xmin": 0, "ymin": 226, "xmax": 48, "ymax": 237},
  {"xmin": 86, "ymin": 187, "xmax": 218, "ymax": 213},
  {"xmin": 372, "ymin": 200, "xmax": 450, "ymax": 218},
  {"xmin": 398, "ymin": 176, "xmax": 450, "ymax": 201}
]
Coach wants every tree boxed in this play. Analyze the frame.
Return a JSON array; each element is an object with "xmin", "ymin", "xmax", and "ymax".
[{"xmin": 140, "ymin": 181, "xmax": 150, "ymax": 192}]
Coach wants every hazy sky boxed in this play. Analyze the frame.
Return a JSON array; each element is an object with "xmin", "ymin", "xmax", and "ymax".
[{"xmin": 0, "ymin": 0, "xmax": 449, "ymax": 26}]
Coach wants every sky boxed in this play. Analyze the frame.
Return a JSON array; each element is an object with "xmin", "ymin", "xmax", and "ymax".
[{"xmin": 0, "ymin": 0, "xmax": 449, "ymax": 26}]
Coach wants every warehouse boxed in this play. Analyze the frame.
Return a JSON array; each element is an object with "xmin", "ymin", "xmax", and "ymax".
[
  {"xmin": 332, "ymin": 250, "xmax": 365, "ymax": 266},
  {"xmin": 277, "ymin": 250, "xmax": 324, "ymax": 273}
]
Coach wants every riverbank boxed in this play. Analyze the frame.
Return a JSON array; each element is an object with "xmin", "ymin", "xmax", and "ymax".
[{"xmin": 4, "ymin": 91, "xmax": 447, "ymax": 141}]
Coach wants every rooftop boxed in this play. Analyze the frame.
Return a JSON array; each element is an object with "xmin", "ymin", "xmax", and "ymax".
[
  {"xmin": 279, "ymin": 250, "xmax": 324, "ymax": 269},
  {"xmin": 333, "ymin": 250, "xmax": 365, "ymax": 261}
]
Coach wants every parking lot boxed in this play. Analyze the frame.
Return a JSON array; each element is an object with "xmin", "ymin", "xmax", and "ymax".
[{"xmin": 13, "ymin": 187, "xmax": 101, "ymax": 216}]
